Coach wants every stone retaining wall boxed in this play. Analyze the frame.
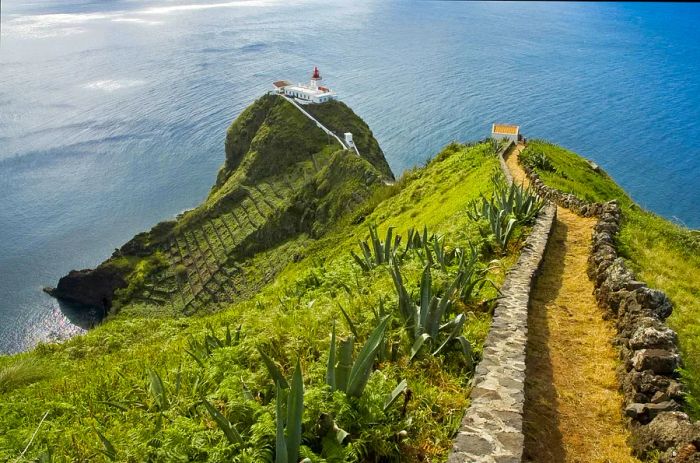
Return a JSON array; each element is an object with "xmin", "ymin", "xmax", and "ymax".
[
  {"xmin": 522, "ymin": 160, "xmax": 700, "ymax": 462},
  {"xmin": 448, "ymin": 145, "xmax": 556, "ymax": 463},
  {"xmin": 497, "ymin": 141, "xmax": 515, "ymax": 185}
]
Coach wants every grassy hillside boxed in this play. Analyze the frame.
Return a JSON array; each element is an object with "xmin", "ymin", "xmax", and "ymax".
[
  {"xmin": 0, "ymin": 117, "xmax": 540, "ymax": 462},
  {"xmin": 304, "ymin": 100, "xmax": 393, "ymax": 181},
  {"xmin": 521, "ymin": 140, "xmax": 700, "ymax": 416},
  {"xmin": 48, "ymin": 95, "xmax": 389, "ymax": 319}
]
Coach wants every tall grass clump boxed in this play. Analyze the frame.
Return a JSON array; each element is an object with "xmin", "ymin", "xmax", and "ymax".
[{"xmin": 0, "ymin": 359, "xmax": 51, "ymax": 393}]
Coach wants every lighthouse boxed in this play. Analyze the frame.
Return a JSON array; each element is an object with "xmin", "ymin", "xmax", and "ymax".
[
  {"xmin": 310, "ymin": 66, "xmax": 321, "ymax": 90},
  {"xmin": 272, "ymin": 66, "xmax": 338, "ymax": 104}
]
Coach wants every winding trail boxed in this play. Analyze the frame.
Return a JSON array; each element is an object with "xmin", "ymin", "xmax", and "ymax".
[{"xmin": 505, "ymin": 145, "xmax": 639, "ymax": 463}]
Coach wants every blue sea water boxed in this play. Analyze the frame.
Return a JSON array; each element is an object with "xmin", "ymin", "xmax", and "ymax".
[{"xmin": 1, "ymin": 1, "xmax": 699, "ymax": 354}]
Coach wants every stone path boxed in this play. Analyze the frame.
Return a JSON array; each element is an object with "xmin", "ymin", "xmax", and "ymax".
[{"xmin": 505, "ymin": 146, "xmax": 639, "ymax": 463}]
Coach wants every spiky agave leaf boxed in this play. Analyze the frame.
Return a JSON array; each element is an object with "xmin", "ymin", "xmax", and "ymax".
[
  {"xmin": 202, "ymin": 399, "xmax": 243, "ymax": 445},
  {"xmin": 350, "ymin": 250, "xmax": 371, "ymax": 272},
  {"xmin": 286, "ymin": 360, "xmax": 304, "ymax": 463},
  {"xmin": 383, "ymin": 379, "xmax": 408, "ymax": 411},
  {"xmin": 346, "ymin": 316, "xmax": 390, "ymax": 398},
  {"xmin": 275, "ymin": 384, "xmax": 288, "ymax": 463},
  {"xmin": 418, "ymin": 264, "xmax": 432, "ymax": 338},
  {"xmin": 335, "ymin": 337, "xmax": 354, "ymax": 393},
  {"xmin": 326, "ymin": 322, "xmax": 337, "ymax": 391},
  {"xmin": 258, "ymin": 348, "xmax": 289, "ymax": 390},
  {"xmin": 389, "ymin": 261, "xmax": 413, "ymax": 328},
  {"xmin": 338, "ymin": 303, "xmax": 359, "ymax": 339},
  {"xmin": 383, "ymin": 226, "xmax": 395, "ymax": 264},
  {"xmin": 409, "ymin": 333, "xmax": 431, "ymax": 361},
  {"xmin": 369, "ymin": 225, "xmax": 383, "ymax": 266},
  {"xmin": 433, "ymin": 313, "xmax": 467, "ymax": 356},
  {"xmin": 147, "ymin": 368, "xmax": 168, "ymax": 411}
]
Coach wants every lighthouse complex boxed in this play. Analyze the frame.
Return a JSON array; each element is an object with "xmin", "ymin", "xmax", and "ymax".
[{"xmin": 272, "ymin": 67, "xmax": 338, "ymax": 104}]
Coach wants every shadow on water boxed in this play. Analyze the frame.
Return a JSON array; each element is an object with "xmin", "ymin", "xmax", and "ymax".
[
  {"xmin": 58, "ymin": 299, "xmax": 105, "ymax": 330},
  {"xmin": 522, "ymin": 216, "xmax": 567, "ymax": 462}
]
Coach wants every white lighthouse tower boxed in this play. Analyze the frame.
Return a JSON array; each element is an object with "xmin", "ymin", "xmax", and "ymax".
[{"xmin": 310, "ymin": 66, "xmax": 321, "ymax": 90}]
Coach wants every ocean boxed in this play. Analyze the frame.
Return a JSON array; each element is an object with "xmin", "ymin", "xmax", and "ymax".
[{"xmin": 1, "ymin": 0, "xmax": 699, "ymax": 353}]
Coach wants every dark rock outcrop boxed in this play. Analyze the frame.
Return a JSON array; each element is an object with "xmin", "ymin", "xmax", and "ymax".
[{"xmin": 44, "ymin": 265, "xmax": 128, "ymax": 311}]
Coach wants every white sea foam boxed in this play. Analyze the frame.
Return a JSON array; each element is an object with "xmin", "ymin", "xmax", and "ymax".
[
  {"xmin": 84, "ymin": 80, "xmax": 146, "ymax": 92},
  {"xmin": 139, "ymin": 1, "xmax": 273, "ymax": 15},
  {"xmin": 2, "ymin": 0, "xmax": 281, "ymax": 39},
  {"xmin": 111, "ymin": 18, "xmax": 163, "ymax": 26}
]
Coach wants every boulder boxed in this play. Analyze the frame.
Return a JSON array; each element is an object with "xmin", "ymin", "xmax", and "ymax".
[
  {"xmin": 634, "ymin": 412, "xmax": 700, "ymax": 456},
  {"xmin": 625, "ymin": 401, "xmax": 680, "ymax": 424},
  {"xmin": 632, "ymin": 349, "xmax": 680, "ymax": 375},
  {"xmin": 630, "ymin": 325, "xmax": 678, "ymax": 350}
]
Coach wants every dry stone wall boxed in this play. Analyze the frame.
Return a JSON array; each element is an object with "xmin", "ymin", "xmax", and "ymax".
[
  {"xmin": 448, "ymin": 145, "xmax": 556, "ymax": 463},
  {"xmin": 522, "ymin": 162, "xmax": 700, "ymax": 462}
]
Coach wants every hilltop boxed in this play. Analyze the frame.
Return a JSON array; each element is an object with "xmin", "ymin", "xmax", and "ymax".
[{"xmin": 45, "ymin": 94, "xmax": 392, "ymax": 318}]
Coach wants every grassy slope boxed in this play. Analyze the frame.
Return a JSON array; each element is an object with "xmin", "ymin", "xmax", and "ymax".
[
  {"xmin": 521, "ymin": 140, "xmax": 700, "ymax": 416},
  {"xmin": 99, "ymin": 95, "xmax": 385, "ymax": 318},
  {"xmin": 303, "ymin": 100, "xmax": 394, "ymax": 181},
  {"xmin": 0, "ymin": 142, "xmax": 524, "ymax": 462}
]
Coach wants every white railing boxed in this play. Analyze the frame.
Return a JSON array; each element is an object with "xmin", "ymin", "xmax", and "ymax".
[{"xmin": 279, "ymin": 95, "xmax": 360, "ymax": 156}]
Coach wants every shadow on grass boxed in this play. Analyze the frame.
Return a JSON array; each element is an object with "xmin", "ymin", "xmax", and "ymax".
[{"xmin": 522, "ymin": 216, "xmax": 567, "ymax": 462}]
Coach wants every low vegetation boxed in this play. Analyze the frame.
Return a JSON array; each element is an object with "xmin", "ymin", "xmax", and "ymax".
[
  {"xmin": 0, "ymin": 139, "xmax": 537, "ymax": 461},
  {"xmin": 521, "ymin": 140, "xmax": 700, "ymax": 417}
]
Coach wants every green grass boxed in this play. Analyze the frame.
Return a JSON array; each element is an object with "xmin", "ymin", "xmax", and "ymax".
[
  {"xmin": 304, "ymin": 100, "xmax": 394, "ymax": 180},
  {"xmin": 98, "ymin": 96, "xmax": 383, "ymax": 316},
  {"xmin": 0, "ymin": 141, "xmax": 528, "ymax": 462},
  {"xmin": 522, "ymin": 140, "xmax": 700, "ymax": 417}
]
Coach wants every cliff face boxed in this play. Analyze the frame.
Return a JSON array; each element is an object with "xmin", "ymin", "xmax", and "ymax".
[{"xmin": 47, "ymin": 94, "xmax": 392, "ymax": 316}]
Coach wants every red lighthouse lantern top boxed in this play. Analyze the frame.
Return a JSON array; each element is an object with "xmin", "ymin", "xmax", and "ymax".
[{"xmin": 311, "ymin": 66, "xmax": 321, "ymax": 80}]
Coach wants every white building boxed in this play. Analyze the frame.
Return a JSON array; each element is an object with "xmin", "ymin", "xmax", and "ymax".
[
  {"xmin": 491, "ymin": 123, "xmax": 520, "ymax": 143},
  {"xmin": 273, "ymin": 67, "xmax": 338, "ymax": 104}
]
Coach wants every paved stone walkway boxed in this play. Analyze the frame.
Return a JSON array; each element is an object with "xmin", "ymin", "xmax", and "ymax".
[{"xmin": 505, "ymin": 147, "xmax": 639, "ymax": 463}]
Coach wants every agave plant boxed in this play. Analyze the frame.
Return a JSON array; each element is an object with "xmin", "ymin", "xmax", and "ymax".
[
  {"xmin": 509, "ymin": 184, "xmax": 544, "ymax": 225},
  {"xmin": 275, "ymin": 360, "xmax": 304, "ymax": 463},
  {"xmin": 185, "ymin": 324, "xmax": 242, "ymax": 368},
  {"xmin": 467, "ymin": 180, "xmax": 543, "ymax": 227},
  {"xmin": 389, "ymin": 261, "xmax": 473, "ymax": 365},
  {"xmin": 326, "ymin": 316, "xmax": 391, "ymax": 398},
  {"xmin": 351, "ymin": 225, "xmax": 402, "ymax": 271},
  {"xmin": 453, "ymin": 244, "xmax": 490, "ymax": 304},
  {"xmin": 487, "ymin": 209, "xmax": 517, "ymax": 252},
  {"xmin": 522, "ymin": 150, "xmax": 555, "ymax": 172}
]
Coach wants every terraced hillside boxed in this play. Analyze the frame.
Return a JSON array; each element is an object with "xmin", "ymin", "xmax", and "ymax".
[{"xmin": 47, "ymin": 94, "xmax": 389, "ymax": 317}]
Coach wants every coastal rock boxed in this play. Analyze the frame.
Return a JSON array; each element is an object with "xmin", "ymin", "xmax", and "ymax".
[{"xmin": 44, "ymin": 266, "xmax": 128, "ymax": 311}]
